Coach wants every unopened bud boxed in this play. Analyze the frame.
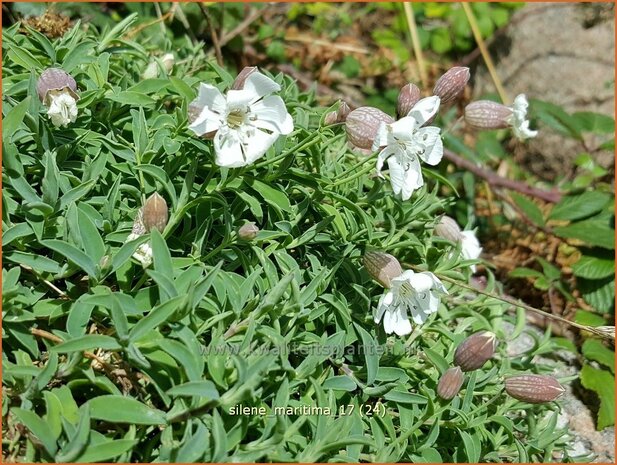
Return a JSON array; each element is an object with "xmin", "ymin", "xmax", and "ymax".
[
  {"xmin": 238, "ymin": 222, "xmax": 259, "ymax": 241},
  {"xmin": 363, "ymin": 251, "xmax": 403, "ymax": 288},
  {"xmin": 454, "ymin": 331, "xmax": 497, "ymax": 371},
  {"xmin": 433, "ymin": 67, "xmax": 470, "ymax": 106},
  {"xmin": 37, "ymin": 68, "xmax": 78, "ymax": 105},
  {"xmin": 325, "ymin": 101, "xmax": 351, "ymax": 125},
  {"xmin": 345, "ymin": 107, "xmax": 394, "ymax": 150},
  {"xmin": 397, "ymin": 83, "xmax": 421, "ymax": 118},
  {"xmin": 437, "ymin": 366, "xmax": 464, "ymax": 400},
  {"xmin": 142, "ymin": 193, "xmax": 168, "ymax": 233},
  {"xmin": 231, "ymin": 66, "xmax": 258, "ymax": 90},
  {"xmin": 505, "ymin": 374, "xmax": 565, "ymax": 403},
  {"xmin": 434, "ymin": 216, "xmax": 463, "ymax": 243},
  {"xmin": 464, "ymin": 100, "xmax": 513, "ymax": 130}
]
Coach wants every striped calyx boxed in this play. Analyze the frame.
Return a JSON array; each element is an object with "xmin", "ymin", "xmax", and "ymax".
[
  {"xmin": 454, "ymin": 331, "xmax": 497, "ymax": 371},
  {"xmin": 363, "ymin": 251, "xmax": 403, "ymax": 289},
  {"xmin": 505, "ymin": 374, "xmax": 565, "ymax": 403}
]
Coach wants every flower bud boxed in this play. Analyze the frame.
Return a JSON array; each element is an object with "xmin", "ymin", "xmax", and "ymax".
[
  {"xmin": 325, "ymin": 101, "xmax": 351, "ymax": 125},
  {"xmin": 37, "ymin": 68, "xmax": 78, "ymax": 104},
  {"xmin": 505, "ymin": 374, "xmax": 565, "ymax": 403},
  {"xmin": 238, "ymin": 222, "xmax": 259, "ymax": 241},
  {"xmin": 434, "ymin": 216, "xmax": 463, "ymax": 243},
  {"xmin": 345, "ymin": 107, "xmax": 394, "ymax": 150},
  {"xmin": 454, "ymin": 331, "xmax": 497, "ymax": 371},
  {"xmin": 464, "ymin": 100, "xmax": 513, "ymax": 130},
  {"xmin": 397, "ymin": 83, "xmax": 421, "ymax": 118},
  {"xmin": 231, "ymin": 66, "xmax": 258, "ymax": 90},
  {"xmin": 142, "ymin": 193, "xmax": 168, "ymax": 233},
  {"xmin": 433, "ymin": 66, "xmax": 470, "ymax": 106},
  {"xmin": 437, "ymin": 366, "xmax": 464, "ymax": 400},
  {"xmin": 363, "ymin": 251, "xmax": 403, "ymax": 288}
]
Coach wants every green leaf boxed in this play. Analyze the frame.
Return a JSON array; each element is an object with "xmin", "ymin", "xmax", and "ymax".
[
  {"xmin": 77, "ymin": 207, "xmax": 106, "ymax": 263},
  {"xmin": 574, "ymin": 310, "xmax": 606, "ymax": 327},
  {"xmin": 572, "ymin": 255, "xmax": 614, "ymax": 280},
  {"xmin": 74, "ymin": 439, "xmax": 137, "ymax": 463},
  {"xmin": 3, "ymin": 97, "xmax": 31, "ymax": 142},
  {"xmin": 11, "ymin": 408, "xmax": 58, "ymax": 456},
  {"xmin": 579, "ymin": 276, "xmax": 615, "ymax": 313},
  {"xmin": 571, "ymin": 112, "xmax": 615, "ymax": 134},
  {"xmin": 129, "ymin": 295, "xmax": 186, "ymax": 342},
  {"xmin": 54, "ymin": 405, "xmax": 90, "ymax": 462},
  {"xmin": 88, "ymin": 395, "xmax": 166, "ymax": 425},
  {"xmin": 51, "ymin": 335, "xmax": 122, "ymax": 353},
  {"xmin": 247, "ymin": 178, "xmax": 291, "ymax": 213},
  {"xmin": 549, "ymin": 192, "xmax": 611, "ymax": 221},
  {"xmin": 580, "ymin": 364, "xmax": 615, "ymax": 430},
  {"xmin": 322, "ymin": 375, "xmax": 357, "ymax": 391},
  {"xmin": 582, "ymin": 340, "xmax": 615, "ymax": 373},
  {"xmin": 553, "ymin": 221, "xmax": 614, "ymax": 250},
  {"xmin": 511, "ymin": 193, "xmax": 545, "ymax": 227},
  {"xmin": 166, "ymin": 380, "xmax": 220, "ymax": 399},
  {"xmin": 353, "ymin": 323, "xmax": 379, "ymax": 385},
  {"xmin": 41, "ymin": 239, "xmax": 98, "ymax": 278}
]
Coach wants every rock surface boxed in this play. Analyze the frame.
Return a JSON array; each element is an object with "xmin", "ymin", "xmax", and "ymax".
[{"xmin": 473, "ymin": 3, "xmax": 615, "ymax": 179}]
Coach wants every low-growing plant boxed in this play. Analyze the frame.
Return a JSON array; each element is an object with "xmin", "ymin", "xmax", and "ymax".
[{"xmin": 2, "ymin": 10, "xmax": 609, "ymax": 463}]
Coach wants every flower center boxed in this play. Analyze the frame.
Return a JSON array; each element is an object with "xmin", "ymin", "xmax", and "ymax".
[
  {"xmin": 226, "ymin": 109, "xmax": 246, "ymax": 129},
  {"xmin": 399, "ymin": 282, "xmax": 414, "ymax": 298}
]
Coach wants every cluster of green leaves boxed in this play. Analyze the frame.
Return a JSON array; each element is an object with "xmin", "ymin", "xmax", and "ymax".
[{"xmin": 2, "ymin": 12, "xmax": 583, "ymax": 463}]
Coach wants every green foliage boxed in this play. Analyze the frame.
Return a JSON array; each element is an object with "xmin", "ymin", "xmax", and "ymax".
[{"xmin": 0, "ymin": 11, "xmax": 590, "ymax": 464}]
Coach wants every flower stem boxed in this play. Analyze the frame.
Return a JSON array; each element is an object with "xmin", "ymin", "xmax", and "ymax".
[{"xmin": 330, "ymin": 157, "xmax": 375, "ymax": 187}]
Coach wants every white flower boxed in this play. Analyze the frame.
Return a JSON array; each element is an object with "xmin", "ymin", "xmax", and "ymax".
[
  {"xmin": 374, "ymin": 270, "xmax": 448, "ymax": 336},
  {"xmin": 188, "ymin": 71, "xmax": 293, "ymax": 168},
  {"xmin": 47, "ymin": 93, "xmax": 78, "ymax": 128},
  {"xmin": 125, "ymin": 208, "xmax": 153, "ymax": 268},
  {"xmin": 507, "ymin": 94, "xmax": 537, "ymax": 140},
  {"xmin": 460, "ymin": 230, "xmax": 483, "ymax": 273},
  {"xmin": 372, "ymin": 96, "xmax": 443, "ymax": 201},
  {"xmin": 142, "ymin": 53, "xmax": 175, "ymax": 79}
]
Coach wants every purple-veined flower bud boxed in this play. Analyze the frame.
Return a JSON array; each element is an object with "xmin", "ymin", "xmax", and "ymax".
[
  {"xmin": 434, "ymin": 216, "xmax": 463, "ymax": 243},
  {"xmin": 433, "ymin": 66, "xmax": 470, "ymax": 107},
  {"xmin": 37, "ymin": 68, "xmax": 78, "ymax": 104},
  {"xmin": 142, "ymin": 193, "xmax": 168, "ymax": 233},
  {"xmin": 505, "ymin": 375, "xmax": 565, "ymax": 403},
  {"xmin": 345, "ymin": 107, "xmax": 394, "ymax": 150},
  {"xmin": 437, "ymin": 366, "xmax": 464, "ymax": 400},
  {"xmin": 464, "ymin": 100, "xmax": 513, "ymax": 130},
  {"xmin": 454, "ymin": 331, "xmax": 497, "ymax": 371},
  {"xmin": 238, "ymin": 222, "xmax": 260, "ymax": 241},
  {"xmin": 231, "ymin": 66, "xmax": 258, "ymax": 90},
  {"xmin": 363, "ymin": 251, "xmax": 403, "ymax": 288},
  {"xmin": 397, "ymin": 83, "xmax": 421, "ymax": 118}
]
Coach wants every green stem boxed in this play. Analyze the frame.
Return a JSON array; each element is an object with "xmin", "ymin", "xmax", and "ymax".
[
  {"xmin": 330, "ymin": 158, "xmax": 375, "ymax": 187},
  {"xmin": 254, "ymin": 130, "xmax": 324, "ymax": 169}
]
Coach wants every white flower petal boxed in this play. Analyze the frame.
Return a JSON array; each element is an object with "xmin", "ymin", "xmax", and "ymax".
[
  {"xmin": 251, "ymin": 95, "xmax": 293, "ymax": 134},
  {"xmin": 48, "ymin": 93, "xmax": 78, "ymax": 128},
  {"xmin": 188, "ymin": 106, "xmax": 221, "ymax": 136},
  {"xmin": 387, "ymin": 153, "xmax": 423, "ymax": 201},
  {"xmin": 375, "ymin": 293, "xmax": 390, "ymax": 323},
  {"xmin": 376, "ymin": 145, "xmax": 397, "ymax": 177},
  {"xmin": 241, "ymin": 128, "xmax": 278, "ymax": 165},
  {"xmin": 194, "ymin": 83, "xmax": 226, "ymax": 114},
  {"xmin": 407, "ymin": 96, "xmax": 440, "ymax": 126},
  {"xmin": 243, "ymin": 71, "xmax": 281, "ymax": 99},
  {"xmin": 213, "ymin": 129, "xmax": 247, "ymax": 168},
  {"xmin": 372, "ymin": 122, "xmax": 391, "ymax": 151},
  {"xmin": 508, "ymin": 94, "xmax": 537, "ymax": 141},
  {"xmin": 394, "ymin": 309, "xmax": 412, "ymax": 336},
  {"xmin": 389, "ymin": 117, "xmax": 417, "ymax": 141},
  {"xmin": 383, "ymin": 309, "xmax": 397, "ymax": 334},
  {"xmin": 226, "ymin": 89, "xmax": 256, "ymax": 109},
  {"xmin": 460, "ymin": 230, "xmax": 482, "ymax": 261},
  {"xmin": 415, "ymin": 127, "xmax": 443, "ymax": 165}
]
